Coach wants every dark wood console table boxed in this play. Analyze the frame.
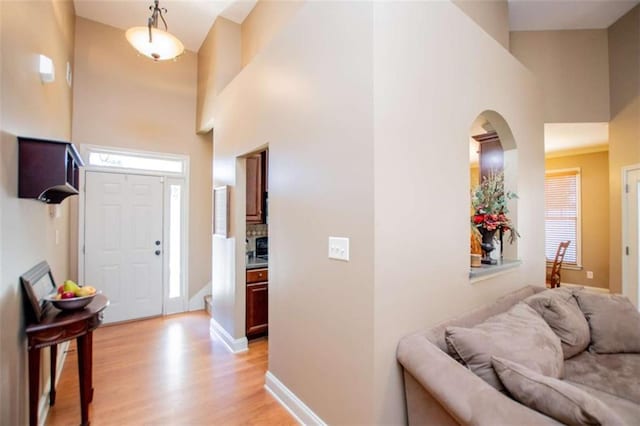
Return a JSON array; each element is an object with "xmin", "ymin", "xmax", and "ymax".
[{"xmin": 25, "ymin": 294, "xmax": 109, "ymax": 426}]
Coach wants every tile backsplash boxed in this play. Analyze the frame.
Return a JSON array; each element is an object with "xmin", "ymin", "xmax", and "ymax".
[{"xmin": 247, "ymin": 223, "xmax": 268, "ymax": 237}]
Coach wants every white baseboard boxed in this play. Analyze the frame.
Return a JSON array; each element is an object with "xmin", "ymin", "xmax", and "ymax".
[
  {"xmin": 188, "ymin": 282, "xmax": 210, "ymax": 311},
  {"xmin": 39, "ymin": 341, "xmax": 70, "ymax": 426},
  {"xmin": 209, "ymin": 317, "xmax": 248, "ymax": 353},
  {"xmin": 561, "ymin": 282, "xmax": 610, "ymax": 294},
  {"xmin": 264, "ymin": 371, "xmax": 326, "ymax": 426}
]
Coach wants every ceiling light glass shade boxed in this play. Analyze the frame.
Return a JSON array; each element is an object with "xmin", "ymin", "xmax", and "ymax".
[{"xmin": 125, "ymin": 26, "xmax": 184, "ymax": 61}]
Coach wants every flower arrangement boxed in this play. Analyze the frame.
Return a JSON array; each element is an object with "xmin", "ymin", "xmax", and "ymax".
[{"xmin": 471, "ymin": 171, "xmax": 520, "ymax": 244}]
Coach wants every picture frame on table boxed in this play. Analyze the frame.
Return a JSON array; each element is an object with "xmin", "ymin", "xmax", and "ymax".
[{"xmin": 20, "ymin": 261, "xmax": 56, "ymax": 324}]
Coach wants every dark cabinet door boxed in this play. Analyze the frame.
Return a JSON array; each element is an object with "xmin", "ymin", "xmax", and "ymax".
[
  {"xmin": 246, "ymin": 282, "xmax": 268, "ymax": 337},
  {"xmin": 473, "ymin": 131, "xmax": 503, "ymax": 182},
  {"xmin": 264, "ymin": 150, "xmax": 269, "ymax": 192},
  {"xmin": 246, "ymin": 154, "xmax": 263, "ymax": 223}
]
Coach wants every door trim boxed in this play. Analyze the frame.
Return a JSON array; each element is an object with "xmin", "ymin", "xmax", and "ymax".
[
  {"xmin": 622, "ymin": 164, "xmax": 640, "ymax": 304},
  {"xmin": 78, "ymin": 145, "xmax": 190, "ymax": 316}
]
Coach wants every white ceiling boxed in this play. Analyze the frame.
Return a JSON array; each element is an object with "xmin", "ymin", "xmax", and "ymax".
[
  {"xmin": 544, "ymin": 123, "xmax": 609, "ymax": 154},
  {"xmin": 74, "ymin": 0, "xmax": 257, "ymax": 52},
  {"xmin": 509, "ymin": 0, "xmax": 639, "ymax": 31},
  {"xmin": 470, "ymin": 122, "xmax": 608, "ymax": 164},
  {"xmin": 75, "ymin": 0, "xmax": 640, "ymax": 53}
]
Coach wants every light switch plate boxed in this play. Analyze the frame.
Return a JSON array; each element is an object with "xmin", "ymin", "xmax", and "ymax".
[
  {"xmin": 66, "ymin": 62, "xmax": 73, "ymax": 87},
  {"xmin": 328, "ymin": 237, "xmax": 349, "ymax": 261}
]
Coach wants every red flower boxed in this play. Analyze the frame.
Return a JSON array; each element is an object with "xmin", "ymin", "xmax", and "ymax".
[{"xmin": 473, "ymin": 214, "xmax": 485, "ymax": 224}]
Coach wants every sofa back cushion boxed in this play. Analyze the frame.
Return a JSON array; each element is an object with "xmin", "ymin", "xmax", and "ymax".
[
  {"xmin": 574, "ymin": 292, "xmax": 640, "ymax": 354},
  {"xmin": 445, "ymin": 303, "xmax": 564, "ymax": 391},
  {"xmin": 424, "ymin": 286, "xmax": 544, "ymax": 354},
  {"xmin": 524, "ymin": 288, "xmax": 590, "ymax": 359}
]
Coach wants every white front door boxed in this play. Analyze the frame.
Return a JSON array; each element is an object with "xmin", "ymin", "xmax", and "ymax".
[
  {"xmin": 85, "ymin": 171, "xmax": 164, "ymax": 323},
  {"xmin": 623, "ymin": 168, "xmax": 640, "ymax": 308}
]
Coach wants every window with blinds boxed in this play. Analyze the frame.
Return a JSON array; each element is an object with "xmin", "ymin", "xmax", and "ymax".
[{"xmin": 545, "ymin": 169, "xmax": 580, "ymax": 265}]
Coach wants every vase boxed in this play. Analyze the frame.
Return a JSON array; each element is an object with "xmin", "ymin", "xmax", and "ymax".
[{"xmin": 479, "ymin": 228, "xmax": 498, "ymax": 265}]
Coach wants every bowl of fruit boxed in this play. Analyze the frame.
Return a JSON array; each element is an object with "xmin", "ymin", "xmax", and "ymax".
[{"xmin": 45, "ymin": 280, "xmax": 98, "ymax": 311}]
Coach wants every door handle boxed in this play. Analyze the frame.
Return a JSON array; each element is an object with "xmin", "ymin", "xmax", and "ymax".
[
  {"xmin": 155, "ymin": 250, "xmax": 161, "ymax": 256},
  {"xmin": 155, "ymin": 240, "xmax": 161, "ymax": 246}
]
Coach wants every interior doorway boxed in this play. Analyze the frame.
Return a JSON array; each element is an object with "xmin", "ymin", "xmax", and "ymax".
[
  {"xmin": 79, "ymin": 145, "xmax": 190, "ymax": 323},
  {"xmin": 244, "ymin": 149, "xmax": 269, "ymax": 340},
  {"xmin": 623, "ymin": 166, "xmax": 640, "ymax": 308}
]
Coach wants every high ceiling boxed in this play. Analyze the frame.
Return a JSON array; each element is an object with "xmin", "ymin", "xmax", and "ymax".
[
  {"xmin": 74, "ymin": 0, "xmax": 640, "ymax": 53},
  {"xmin": 509, "ymin": 0, "xmax": 639, "ymax": 31},
  {"xmin": 74, "ymin": 0, "xmax": 257, "ymax": 52},
  {"xmin": 469, "ymin": 122, "xmax": 609, "ymax": 164},
  {"xmin": 544, "ymin": 123, "xmax": 609, "ymax": 154}
]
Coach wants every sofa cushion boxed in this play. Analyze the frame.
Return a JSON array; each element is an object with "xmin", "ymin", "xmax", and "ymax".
[
  {"xmin": 445, "ymin": 303, "xmax": 563, "ymax": 391},
  {"xmin": 425, "ymin": 286, "xmax": 546, "ymax": 354},
  {"xmin": 569, "ymin": 381, "xmax": 640, "ymax": 426},
  {"xmin": 492, "ymin": 357, "xmax": 625, "ymax": 426},
  {"xmin": 574, "ymin": 292, "xmax": 640, "ymax": 354},
  {"xmin": 564, "ymin": 351, "xmax": 640, "ymax": 404},
  {"xmin": 524, "ymin": 288, "xmax": 590, "ymax": 359}
]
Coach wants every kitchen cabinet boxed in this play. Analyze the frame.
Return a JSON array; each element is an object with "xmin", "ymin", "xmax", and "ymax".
[
  {"xmin": 246, "ymin": 268, "xmax": 268, "ymax": 338},
  {"xmin": 246, "ymin": 153, "xmax": 264, "ymax": 224},
  {"xmin": 472, "ymin": 131, "xmax": 503, "ymax": 182}
]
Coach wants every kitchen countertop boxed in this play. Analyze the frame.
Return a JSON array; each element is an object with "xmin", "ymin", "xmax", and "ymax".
[{"xmin": 246, "ymin": 255, "xmax": 268, "ymax": 270}]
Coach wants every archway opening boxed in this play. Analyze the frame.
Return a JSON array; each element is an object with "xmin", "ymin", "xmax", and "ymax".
[{"xmin": 469, "ymin": 110, "xmax": 519, "ymax": 267}]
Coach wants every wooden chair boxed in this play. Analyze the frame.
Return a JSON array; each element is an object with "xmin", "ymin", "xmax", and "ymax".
[{"xmin": 546, "ymin": 241, "xmax": 570, "ymax": 288}]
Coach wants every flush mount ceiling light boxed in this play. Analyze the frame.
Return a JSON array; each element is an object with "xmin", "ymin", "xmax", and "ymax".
[{"xmin": 125, "ymin": 0, "xmax": 184, "ymax": 62}]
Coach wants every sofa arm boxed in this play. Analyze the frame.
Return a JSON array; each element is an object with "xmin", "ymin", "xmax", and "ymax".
[{"xmin": 397, "ymin": 334, "xmax": 560, "ymax": 426}]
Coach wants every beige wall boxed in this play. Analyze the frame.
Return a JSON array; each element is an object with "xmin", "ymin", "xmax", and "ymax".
[
  {"xmin": 207, "ymin": 0, "xmax": 544, "ymax": 423},
  {"xmin": 546, "ymin": 151, "xmax": 610, "ymax": 289},
  {"xmin": 0, "ymin": 1, "xmax": 75, "ymax": 423},
  {"xmin": 72, "ymin": 18, "xmax": 212, "ymax": 299},
  {"xmin": 470, "ymin": 164, "xmax": 480, "ymax": 188},
  {"xmin": 453, "ymin": 0, "xmax": 509, "ymax": 49},
  {"xmin": 241, "ymin": 0, "xmax": 303, "ymax": 67},
  {"xmin": 608, "ymin": 5, "xmax": 640, "ymax": 294},
  {"xmin": 196, "ymin": 17, "xmax": 241, "ymax": 132},
  {"xmin": 197, "ymin": 0, "xmax": 303, "ymax": 133},
  {"xmin": 210, "ymin": 2, "xmax": 375, "ymax": 423},
  {"xmin": 373, "ymin": 2, "xmax": 544, "ymax": 422},
  {"xmin": 510, "ymin": 30, "xmax": 610, "ymax": 123}
]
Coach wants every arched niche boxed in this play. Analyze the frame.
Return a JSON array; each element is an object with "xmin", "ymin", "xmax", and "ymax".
[{"xmin": 469, "ymin": 110, "xmax": 519, "ymax": 263}]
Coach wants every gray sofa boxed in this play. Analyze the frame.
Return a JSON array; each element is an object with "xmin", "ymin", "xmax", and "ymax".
[{"xmin": 397, "ymin": 286, "xmax": 640, "ymax": 425}]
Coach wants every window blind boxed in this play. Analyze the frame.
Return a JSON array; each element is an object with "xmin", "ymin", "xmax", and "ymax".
[{"xmin": 544, "ymin": 171, "xmax": 579, "ymax": 264}]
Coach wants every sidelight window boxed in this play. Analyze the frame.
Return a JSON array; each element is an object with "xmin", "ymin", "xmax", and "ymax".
[{"xmin": 169, "ymin": 185, "xmax": 182, "ymax": 299}]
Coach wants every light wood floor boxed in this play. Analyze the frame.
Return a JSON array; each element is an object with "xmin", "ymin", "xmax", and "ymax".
[{"xmin": 46, "ymin": 311, "xmax": 294, "ymax": 425}]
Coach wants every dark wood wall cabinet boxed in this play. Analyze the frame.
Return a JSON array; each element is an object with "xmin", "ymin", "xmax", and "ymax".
[
  {"xmin": 246, "ymin": 151, "xmax": 267, "ymax": 224},
  {"xmin": 246, "ymin": 268, "xmax": 268, "ymax": 338},
  {"xmin": 472, "ymin": 131, "xmax": 503, "ymax": 182},
  {"xmin": 18, "ymin": 136, "xmax": 84, "ymax": 204}
]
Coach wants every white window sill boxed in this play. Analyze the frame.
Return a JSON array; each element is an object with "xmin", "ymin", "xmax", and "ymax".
[{"xmin": 469, "ymin": 259, "xmax": 522, "ymax": 284}]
